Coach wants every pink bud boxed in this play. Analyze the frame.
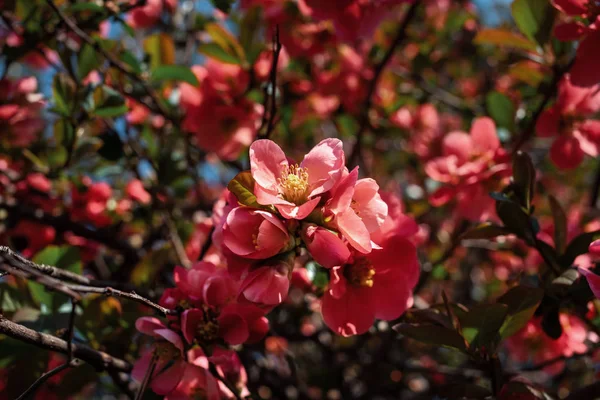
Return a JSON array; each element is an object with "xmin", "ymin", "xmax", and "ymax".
[
  {"xmin": 301, "ymin": 224, "xmax": 350, "ymax": 268},
  {"xmin": 589, "ymin": 239, "xmax": 600, "ymax": 258}
]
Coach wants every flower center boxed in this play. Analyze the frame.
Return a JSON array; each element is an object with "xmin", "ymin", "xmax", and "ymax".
[
  {"xmin": 155, "ymin": 342, "xmax": 181, "ymax": 361},
  {"xmin": 191, "ymin": 388, "xmax": 209, "ymax": 400},
  {"xmin": 278, "ymin": 164, "xmax": 309, "ymax": 204},
  {"xmin": 345, "ymin": 258, "xmax": 376, "ymax": 287},
  {"xmin": 196, "ymin": 320, "xmax": 219, "ymax": 342}
]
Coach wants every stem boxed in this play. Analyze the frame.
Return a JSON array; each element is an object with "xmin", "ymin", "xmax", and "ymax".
[{"xmin": 15, "ymin": 359, "xmax": 81, "ymax": 400}]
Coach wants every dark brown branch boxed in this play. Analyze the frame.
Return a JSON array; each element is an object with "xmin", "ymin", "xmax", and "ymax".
[
  {"xmin": 258, "ymin": 25, "xmax": 282, "ymax": 139},
  {"xmin": 0, "ymin": 315, "xmax": 131, "ymax": 372},
  {"xmin": 0, "ymin": 246, "xmax": 175, "ymax": 316},
  {"xmin": 135, "ymin": 352, "xmax": 158, "ymax": 400},
  {"xmin": 511, "ymin": 59, "xmax": 574, "ymax": 153},
  {"xmin": 15, "ymin": 359, "xmax": 81, "ymax": 400},
  {"xmin": 348, "ymin": 1, "xmax": 419, "ymax": 169}
]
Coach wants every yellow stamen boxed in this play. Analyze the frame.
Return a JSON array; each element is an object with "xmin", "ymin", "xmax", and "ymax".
[
  {"xmin": 196, "ymin": 320, "xmax": 219, "ymax": 342},
  {"xmin": 277, "ymin": 164, "xmax": 309, "ymax": 204},
  {"xmin": 345, "ymin": 258, "xmax": 376, "ymax": 288}
]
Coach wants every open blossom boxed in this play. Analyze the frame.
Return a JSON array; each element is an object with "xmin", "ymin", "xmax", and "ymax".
[
  {"xmin": 536, "ymin": 75, "xmax": 600, "ymax": 169},
  {"xmin": 505, "ymin": 315, "xmax": 588, "ymax": 375},
  {"xmin": 321, "ymin": 230, "xmax": 419, "ymax": 336},
  {"xmin": 425, "ymin": 117, "xmax": 510, "ymax": 221},
  {"xmin": 180, "ymin": 61, "xmax": 261, "ymax": 161},
  {"xmin": 174, "ymin": 261, "xmax": 269, "ymax": 345},
  {"xmin": 249, "ymin": 138, "xmax": 345, "ymax": 219}
]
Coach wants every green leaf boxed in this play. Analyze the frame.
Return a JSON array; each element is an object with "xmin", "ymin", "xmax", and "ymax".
[
  {"xmin": 474, "ymin": 28, "xmax": 538, "ymax": 51},
  {"xmin": 205, "ymin": 23, "xmax": 246, "ymax": 64},
  {"xmin": 460, "ymin": 303, "xmax": 508, "ymax": 350},
  {"xmin": 549, "ymin": 195, "xmax": 567, "ymax": 254},
  {"xmin": 486, "ymin": 91, "xmax": 515, "ymax": 130},
  {"xmin": 461, "ymin": 223, "xmax": 512, "ymax": 240},
  {"xmin": 496, "ymin": 200, "xmax": 535, "ymax": 244},
  {"xmin": 511, "ymin": 0, "xmax": 557, "ymax": 46},
  {"xmin": 32, "ymin": 246, "xmax": 82, "ymax": 274},
  {"xmin": 52, "ymin": 74, "xmax": 76, "ymax": 117},
  {"xmin": 393, "ymin": 324, "xmax": 467, "ymax": 352},
  {"xmin": 512, "ymin": 151, "xmax": 536, "ymax": 212},
  {"xmin": 497, "ymin": 285, "xmax": 544, "ymax": 339},
  {"xmin": 198, "ymin": 42, "xmax": 242, "ymax": 65},
  {"xmin": 93, "ymin": 85, "xmax": 127, "ymax": 118},
  {"xmin": 68, "ymin": 3, "xmax": 105, "ymax": 13},
  {"xmin": 78, "ymin": 43, "xmax": 101, "ymax": 80},
  {"xmin": 560, "ymin": 230, "xmax": 600, "ymax": 268},
  {"xmin": 227, "ymin": 171, "xmax": 261, "ymax": 208},
  {"xmin": 151, "ymin": 65, "xmax": 199, "ymax": 86}
]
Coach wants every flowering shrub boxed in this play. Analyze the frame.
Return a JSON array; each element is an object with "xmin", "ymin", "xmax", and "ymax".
[{"xmin": 2, "ymin": 0, "xmax": 600, "ymax": 399}]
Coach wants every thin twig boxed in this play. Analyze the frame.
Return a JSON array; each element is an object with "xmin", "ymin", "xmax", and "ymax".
[
  {"xmin": 67, "ymin": 299, "xmax": 77, "ymax": 361},
  {"xmin": 263, "ymin": 25, "xmax": 281, "ymax": 139},
  {"xmin": 208, "ymin": 362, "xmax": 243, "ymax": 400},
  {"xmin": 0, "ymin": 246, "xmax": 175, "ymax": 316},
  {"xmin": 0, "ymin": 315, "xmax": 131, "ymax": 372},
  {"xmin": 512, "ymin": 59, "xmax": 574, "ymax": 153},
  {"xmin": 135, "ymin": 352, "xmax": 158, "ymax": 400},
  {"xmin": 15, "ymin": 359, "xmax": 81, "ymax": 400},
  {"xmin": 348, "ymin": 1, "xmax": 419, "ymax": 169},
  {"xmin": 163, "ymin": 212, "xmax": 191, "ymax": 268}
]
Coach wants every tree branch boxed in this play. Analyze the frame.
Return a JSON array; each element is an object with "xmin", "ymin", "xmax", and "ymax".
[
  {"xmin": 0, "ymin": 315, "xmax": 131, "ymax": 372},
  {"xmin": 348, "ymin": 1, "xmax": 419, "ymax": 169},
  {"xmin": 15, "ymin": 359, "xmax": 81, "ymax": 400}
]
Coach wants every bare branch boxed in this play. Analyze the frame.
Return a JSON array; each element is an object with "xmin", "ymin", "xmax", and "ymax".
[
  {"xmin": 15, "ymin": 359, "xmax": 81, "ymax": 400},
  {"xmin": 0, "ymin": 315, "xmax": 131, "ymax": 372}
]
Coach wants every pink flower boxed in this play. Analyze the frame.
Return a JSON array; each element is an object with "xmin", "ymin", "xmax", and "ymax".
[
  {"xmin": 222, "ymin": 207, "xmax": 291, "ymax": 259},
  {"xmin": 0, "ymin": 77, "xmax": 44, "ymax": 148},
  {"xmin": 173, "ymin": 262, "xmax": 237, "ymax": 306},
  {"xmin": 324, "ymin": 167, "xmax": 388, "ymax": 253},
  {"xmin": 133, "ymin": 317, "xmax": 187, "ymax": 395},
  {"xmin": 321, "ymin": 232, "xmax": 419, "ymax": 336},
  {"xmin": 536, "ymin": 75, "xmax": 600, "ymax": 169},
  {"xmin": 249, "ymin": 138, "xmax": 345, "ymax": 219},
  {"xmin": 589, "ymin": 239, "xmax": 600, "ymax": 258},
  {"xmin": 505, "ymin": 315, "xmax": 588, "ymax": 375},
  {"xmin": 425, "ymin": 117, "xmax": 501, "ymax": 183},
  {"xmin": 126, "ymin": 179, "xmax": 152, "ymax": 205}
]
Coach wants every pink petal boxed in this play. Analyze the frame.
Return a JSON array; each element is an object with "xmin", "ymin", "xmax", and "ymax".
[
  {"xmin": 550, "ymin": 135, "xmax": 584, "ymax": 170},
  {"xmin": 570, "ymin": 30, "xmax": 600, "ymax": 88},
  {"xmin": 368, "ymin": 234, "xmax": 420, "ymax": 288},
  {"xmin": 181, "ymin": 309, "xmax": 204, "ymax": 344},
  {"xmin": 471, "ymin": 117, "xmax": 500, "ymax": 153},
  {"xmin": 218, "ymin": 312, "xmax": 250, "ymax": 345},
  {"xmin": 579, "ymin": 268, "xmax": 600, "ymax": 299},
  {"xmin": 554, "ymin": 21, "xmax": 587, "ymax": 41},
  {"xmin": 240, "ymin": 266, "xmax": 290, "ymax": 305},
  {"xmin": 353, "ymin": 178, "xmax": 388, "ymax": 232},
  {"xmin": 552, "ymin": 0, "xmax": 587, "ymax": 15},
  {"xmin": 301, "ymin": 138, "xmax": 345, "ymax": 197},
  {"xmin": 321, "ymin": 285, "xmax": 376, "ymax": 336},
  {"xmin": 535, "ymin": 107, "xmax": 561, "ymax": 137},
  {"xmin": 442, "ymin": 131, "xmax": 473, "ymax": 162},
  {"xmin": 249, "ymin": 139, "xmax": 288, "ymax": 192},
  {"xmin": 154, "ymin": 328, "xmax": 184, "ymax": 351},
  {"xmin": 151, "ymin": 360, "xmax": 187, "ymax": 395},
  {"xmin": 336, "ymin": 209, "xmax": 371, "ymax": 253},
  {"xmin": 135, "ymin": 317, "xmax": 166, "ymax": 336},
  {"xmin": 372, "ymin": 278, "xmax": 413, "ymax": 321},
  {"xmin": 328, "ymin": 167, "xmax": 358, "ymax": 214},
  {"xmin": 589, "ymin": 239, "xmax": 600, "ymax": 258},
  {"xmin": 275, "ymin": 196, "xmax": 320, "ymax": 219}
]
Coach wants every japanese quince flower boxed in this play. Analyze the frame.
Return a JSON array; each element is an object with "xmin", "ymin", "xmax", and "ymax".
[
  {"xmin": 536, "ymin": 75, "xmax": 600, "ymax": 169},
  {"xmin": 174, "ymin": 262, "xmax": 269, "ymax": 345},
  {"xmin": 249, "ymin": 138, "xmax": 345, "ymax": 219},
  {"xmin": 321, "ymin": 231, "xmax": 419, "ymax": 336}
]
